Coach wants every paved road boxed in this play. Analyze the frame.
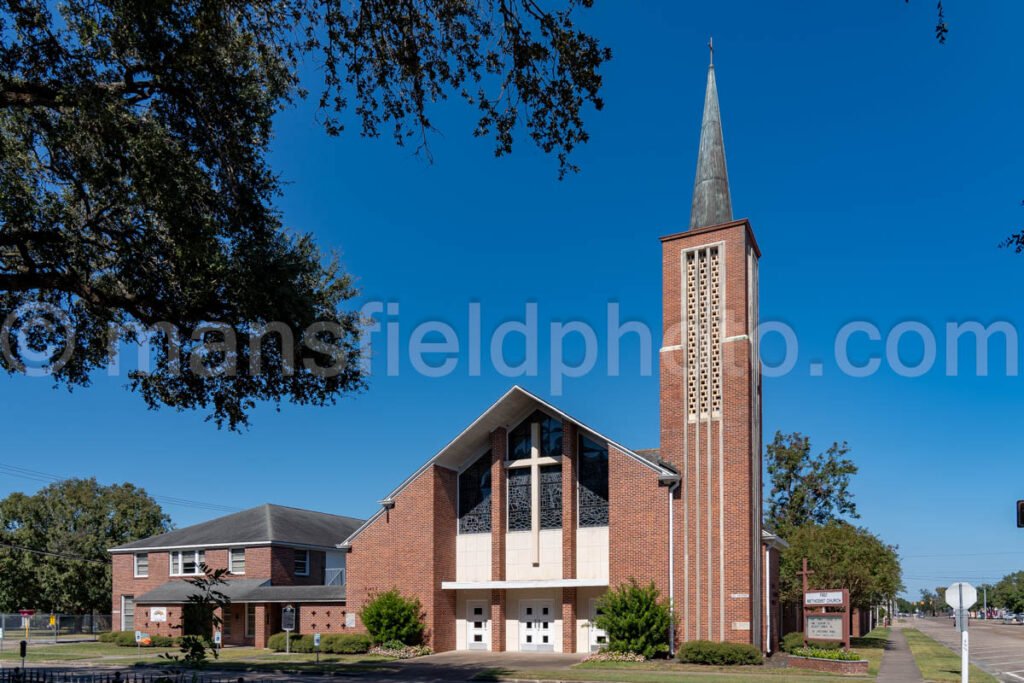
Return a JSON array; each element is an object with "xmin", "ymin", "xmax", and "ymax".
[{"xmin": 914, "ymin": 616, "xmax": 1024, "ymax": 682}]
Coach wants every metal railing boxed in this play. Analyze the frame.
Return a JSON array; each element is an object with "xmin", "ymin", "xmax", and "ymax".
[{"xmin": 0, "ymin": 615, "xmax": 111, "ymax": 642}]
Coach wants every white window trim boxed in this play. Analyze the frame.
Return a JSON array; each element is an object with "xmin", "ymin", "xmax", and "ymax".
[
  {"xmin": 229, "ymin": 548, "xmax": 246, "ymax": 575},
  {"xmin": 121, "ymin": 595, "xmax": 135, "ymax": 632},
  {"xmin": 294, "ymin": 549, "xmax": 310, "ymax": 576},
  {"xmin": 133, "ymin": 553, "xmax": 149, "ymax": 578},
  {"xmin": 169, "ymin": 549, "xmax": 206, "ymax": 576}
]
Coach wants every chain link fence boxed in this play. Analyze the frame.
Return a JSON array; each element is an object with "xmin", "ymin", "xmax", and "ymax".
[{"xmin": 0, "ymin": 614, "xmax": 111, "ymax": 642}]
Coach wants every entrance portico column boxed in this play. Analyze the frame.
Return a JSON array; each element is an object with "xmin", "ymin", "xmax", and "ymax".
[
  {"xmin": 562, "ymin": 588, "xmax": 577, "ymax": 653},
  {"xmin": 491, "ymin": 589, "xmax": 507, "ymax": 652}
]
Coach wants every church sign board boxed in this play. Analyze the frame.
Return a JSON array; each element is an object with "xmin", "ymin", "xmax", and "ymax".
[{"xmin": 802, "ymin": 586, "xmax": 850, "ymax": 650}]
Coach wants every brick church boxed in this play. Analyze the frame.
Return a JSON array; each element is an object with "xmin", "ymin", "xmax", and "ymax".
[{"xmin": 110, "ymin": 56, "xmax": 786, "ymax": 654}]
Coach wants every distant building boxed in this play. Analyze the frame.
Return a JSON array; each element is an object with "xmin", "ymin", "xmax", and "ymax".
[{"xmin": 109, "ymin": 504, "xmax": 361, "ymax": 648}]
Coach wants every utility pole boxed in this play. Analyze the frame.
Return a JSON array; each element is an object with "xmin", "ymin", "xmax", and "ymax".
[{"xmin": 983, "ymin": 586, "xmax": 988, "ymax": 619}]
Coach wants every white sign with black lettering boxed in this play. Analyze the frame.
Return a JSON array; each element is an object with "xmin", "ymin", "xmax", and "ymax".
[
  {"xmin": 806, "ymin": 615, "xmax": 844, "ymax": 641},
  {"xmin": 804, "ymin": 591, "xmax": 845, "ymax": 607}
]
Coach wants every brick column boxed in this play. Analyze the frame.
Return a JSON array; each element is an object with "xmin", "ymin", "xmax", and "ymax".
[
  {"xmin": 491, "ymin": 589, "xmax": 507, "ymax": 652},
  {"xmin": 561, "ymin": 422, "xmax": 578, "ymax": 579},
  {"xmin": 562, "ymin": 588, "xmax": 577, "ymax": 653},
  {"xmin": 491, "ymin": 428, "xmax": 507, "ymax": 581},
  {"xmin": 254, "ymin": 604, "xmax": 268, "ymax": 648}
]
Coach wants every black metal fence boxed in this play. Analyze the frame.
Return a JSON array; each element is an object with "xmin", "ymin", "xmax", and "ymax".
[
  {"xmin": 0, "ymin": 615, "xmax": 112, "ymax": 641},
  {"xmin": 0, "ymin": 670, "xmax": 246, "ymax": 683}
]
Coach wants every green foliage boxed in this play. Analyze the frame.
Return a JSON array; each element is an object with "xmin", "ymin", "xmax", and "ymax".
[
  {"xmin": 101, "ymin": 631, "xmax": 181, "ymax": 647},
  {"xmin": 0, "ymin": 0, "xmax": 610, "ymax": 428},
  {"xmin": 790, "ymin": 646, "xmax": 862, "ymax": 661},
  {"xmin": 266, "ymin": 632, "xmax": 298, "ymax": 651},
  {"xmin": 0, "ymin": 479, "xmax": 169, "ymax": 613},
  {"xmin": 160, "ymin": 566, "xmax": 230, "ymax": 667},
  {"xmin": 594, "ymin": 579, "xmax": 673, "ymax": 659},
  {"xmin": 676, "ymin": 640, "xmax": 762, "ymax": 665},
  {"xmin": 765, "ymin": 432, "xmax": 859, "ymax": 534},
  {"xmin": 779, "ymin": 522, "xmax": 903, "ymax": 609},
  {"xmin": 323, "ymin": 633, "xmax": 372, "ymax": 654},
  {"xmin": 781, "ymin": 631, "xmax": 841, "ymax": 654},
  {"xmin": 360, "ymin": 590, "xmax": 425, "ymax": 645},
  {"xmin": 994, "ymin": 571, "xmax": 1024, "ymax": 613}
]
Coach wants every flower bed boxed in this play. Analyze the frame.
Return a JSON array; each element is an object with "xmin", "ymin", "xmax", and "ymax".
[
  {"xmin": 583, "ymin": 651, "xmax": 646, "ymax": 662},
  {"xmin": 788, "ymin": 652, "xmax": 869, "ymax": 675},
  {"xmin": 369, "ymin": 644, "xmax": 432, "ymax": 659}
]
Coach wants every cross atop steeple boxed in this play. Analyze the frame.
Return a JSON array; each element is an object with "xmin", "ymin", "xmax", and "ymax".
[{"xmin": 688, "ymin": 43, "xmax": 733, "ymax": 229}]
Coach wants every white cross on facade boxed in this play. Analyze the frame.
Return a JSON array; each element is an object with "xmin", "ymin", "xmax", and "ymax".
[{"xmin": 506, "ymin": 421, "xmax": 563, "ymax": 566}]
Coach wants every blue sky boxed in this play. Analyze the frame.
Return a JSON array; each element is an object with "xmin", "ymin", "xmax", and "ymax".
[{"xmin": 2, "ymin": 2, "xmax": 1022, "ymax": 601}]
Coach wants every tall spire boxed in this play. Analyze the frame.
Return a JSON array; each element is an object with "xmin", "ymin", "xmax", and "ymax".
[{"xmin": 688, "ymin": 40, "xmax": 733, "ymax": 229}]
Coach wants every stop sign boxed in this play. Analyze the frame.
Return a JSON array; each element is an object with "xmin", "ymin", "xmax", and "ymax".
[{"xmin": 945, "ymin": 582, "xmax": 978, "ymax": 610}]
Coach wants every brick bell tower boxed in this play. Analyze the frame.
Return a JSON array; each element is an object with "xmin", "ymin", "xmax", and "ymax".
[{"xmin": 660, "ymin": 45, "xmax": 763, "ymax": 647}]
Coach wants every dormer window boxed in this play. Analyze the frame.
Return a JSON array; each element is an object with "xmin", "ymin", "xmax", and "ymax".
[{"xmin": 295, "ymin": 549, "xmax": 310, "ymax": 576}]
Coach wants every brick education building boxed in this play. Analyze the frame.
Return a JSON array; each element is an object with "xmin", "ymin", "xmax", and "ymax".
[{"xmin": 111, "ymin": 56, "xmax": 787, "ymax": 654}]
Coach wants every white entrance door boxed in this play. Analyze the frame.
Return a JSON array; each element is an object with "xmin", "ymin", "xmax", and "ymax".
[
  {"xmin": 519, "ymin": 600, "xmax": 554, "ymax": 651},
  {"xmin": 589, "ymin": 598, "xmax": 608, "ymax": 652},
  {"xmin": 466, "ymin": 601, "xmax": 490, "ymax": 650}
]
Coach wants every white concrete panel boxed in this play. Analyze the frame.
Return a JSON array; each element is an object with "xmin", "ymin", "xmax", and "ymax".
[
  {"xmin": 506, "ymin": 530, "xmax": 562, "ymax": 580},
  {"xmin": 575, "ymin": 527, "xmax": 609, "ymax": 581},
  {"xmin": 456, "ymin": 533, "xmax": 492, "ymax": 582}
]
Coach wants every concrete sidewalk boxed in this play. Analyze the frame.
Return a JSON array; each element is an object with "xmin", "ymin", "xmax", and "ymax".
[{"xmin": 877, "ymin": 626, "xmax": 924, "ymax": 682}]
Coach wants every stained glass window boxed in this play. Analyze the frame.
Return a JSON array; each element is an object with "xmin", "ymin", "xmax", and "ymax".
[
  {"xmin": 458, "ymin": 451, "xmax": 493, "ymax": 534},
  {"xmin": 539, "ymin": 465, "xmax": 562, "ymax": 529},
  {"xmin": 508, "ymin": 468, "xmax": 531, "ymax": 531},
  {"xmin": 578, "ymin": 436, "xmax": 609, "ymax": 527},
  {"xmin": 509, "ymin": 410, "xmax": 563, "ymax": 460}
]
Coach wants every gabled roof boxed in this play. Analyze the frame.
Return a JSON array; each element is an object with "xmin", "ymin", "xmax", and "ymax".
[
  {"xmin": 110, "ymin": 504, "xmax": 364, "ymax": 553},
  {"xmin": 340, "ymin": 385, "xmax": 677, "ymax": 548}
]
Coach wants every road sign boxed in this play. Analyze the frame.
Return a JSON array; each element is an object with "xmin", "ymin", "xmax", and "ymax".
[
  {"xmin": 135, "ymin": 630, "xmax": 143, "ymax": 643},
  {"xmin": 945, "ymin": 583, "xmax": 978, "ymax": 610},
  {"xmin": 213, "ymin": 631, "xmax": 222, "ymax": 646},
  {"xmin": 313, "ymin": 633, "xmax": 321, "ymax": 648}
]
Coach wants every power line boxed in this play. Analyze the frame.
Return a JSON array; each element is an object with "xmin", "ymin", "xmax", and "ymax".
[
  {"xmin": 0, "ymin": 541, "xmax": 109, "ymax": 565},
  {"xmin": 0, "ymin": 462, "xmax": 240, "ymax": 513}
]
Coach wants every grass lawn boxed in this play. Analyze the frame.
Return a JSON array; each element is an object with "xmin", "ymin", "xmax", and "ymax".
[
  {"xmin": 474, "ymin": 631, "xmax": 890, "ymax": 683},
  {"xmin": 0, "ymin": 641, "xmax": 178, "ymax": 662},
  {"xmin": 851, "ymin": 626, "xmax": 889, "ymax": 676},
  {"xmin": 902, "ymin": 629, "xmax": 997, "ymax": 683}
]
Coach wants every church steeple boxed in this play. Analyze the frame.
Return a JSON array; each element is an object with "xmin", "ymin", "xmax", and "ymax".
[{"xmin": 689, "ymin": 39, "xmax": 733, "ymax": 229}]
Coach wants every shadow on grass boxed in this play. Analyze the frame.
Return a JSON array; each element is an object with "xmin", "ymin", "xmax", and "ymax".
[
  {"xmin": 471, "ymin": 668, "xmax": 516, "ymax": 681},
  {"xmin": 851, "ymin": 636, "xmax": 888, "ymax": 649}
]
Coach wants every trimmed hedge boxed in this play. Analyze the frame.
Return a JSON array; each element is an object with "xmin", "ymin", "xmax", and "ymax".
[
  {"xmin": 676, "ymin": 640, "xmax": 763, "ymax": 666},
  {"xmin": 266, "ymin": 632, "xmax": 372, "ymax": 654},
  {"xmin": 781, "ymin": 631, "xmax": 842, "ymax": 654},
  {"xmin": 99, "ymin": 631, "xmax": 180, "ymax": 647},
  {"xmin": 790, "ymin": 646, "xmax": 861, "ymax": 661}
]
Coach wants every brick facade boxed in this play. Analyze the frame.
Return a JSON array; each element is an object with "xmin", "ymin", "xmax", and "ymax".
[
  {"xmin": 344, "ymin": 465, "xmax": 458, "ymax": 652},
  {"xmin": 111, "ymin": 544, "xmax": 344, "ymax": 647},
  {"xmin": 660, "ymin": 219, "xmax": 763, "ymax": 648}
]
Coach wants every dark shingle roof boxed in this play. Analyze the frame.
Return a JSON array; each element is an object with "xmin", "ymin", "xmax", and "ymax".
[
  {"xmin": 136, "ymin": 580, "xmax": 345, "ymax": 604},
  {"xmin": 111, "ymin": 504, "xmax": 363, "ymax": 552}
]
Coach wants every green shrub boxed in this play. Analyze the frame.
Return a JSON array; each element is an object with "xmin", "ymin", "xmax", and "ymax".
[
  {"xmin": 677, "ymin": 640, "xmax": 763, "ymax": 665},
  {"xmin": 790, "ymin": 646, "xmax": 861, "ymax": 661},
  {"xmin": 98, "ymin": 632, "xmax": 116, "ymax": 643},
  {"xmin": 594, "ymin": 579, "xmax": 673, "ymax": 659},
  {"xmin": 267, "ymin": 632, "xmax": 301, "ymax": 651},
  {"xmin": 781, "ymin": 631, "xmax": 842, "ymax": 654},
  {"xmin": 321, "ymin": 633, "xmax": 372, "ymax": 654},
  {"xmin": 361, "ymin": 590, "xmax": 425, "ymax": 645}
]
